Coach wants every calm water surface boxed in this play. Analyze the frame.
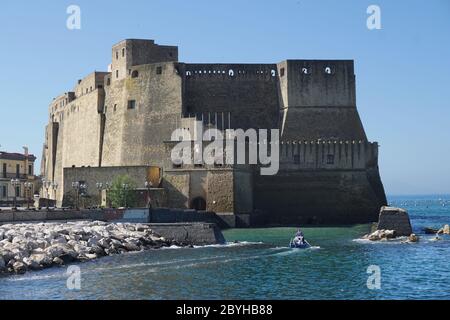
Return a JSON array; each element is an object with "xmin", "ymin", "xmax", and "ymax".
[{"xmin": 1, "ymin": 195, "xmax": 450, "ymax": 300}]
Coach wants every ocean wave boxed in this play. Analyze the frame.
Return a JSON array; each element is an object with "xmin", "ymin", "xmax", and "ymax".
[
  {"xmin": 6, "ymin": 272, "xmax": 65, "ymax": 282},
  {"xmin": 194, "ymin": 241, "xmax": 264, "ymax": 249},
  {"xmin": 157, "ymin": 241, "xmax": 264, "ymax": 250},
  {"xmin": 271, "ymin": 246, "xmax": 321, "ymax": 257},
  {"xmin": 92, "ymin": 254, "xmax": 229, "ymax": 272},
  {"xmin": 353, "ymin": 237, "xmax": 410, "ymax": 244}
]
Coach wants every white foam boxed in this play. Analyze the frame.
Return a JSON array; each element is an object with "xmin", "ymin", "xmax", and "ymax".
[{"xmin": 6, "ymin": 272, "xmax": 65, "ymax": 282}]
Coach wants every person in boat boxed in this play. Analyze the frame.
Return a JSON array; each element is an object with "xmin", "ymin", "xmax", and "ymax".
[{"xmin": 294, "ymin": 229, "xmax": 305, "ymax": 245}]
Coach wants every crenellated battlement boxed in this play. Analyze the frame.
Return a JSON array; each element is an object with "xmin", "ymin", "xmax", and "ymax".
[
  {"xmin": 278, "ymin": 140, "xmax": 379, "ymax": 170},
  {"xmin": 183, "ymin": 64, "xmax": 278, "ymax": 81}
]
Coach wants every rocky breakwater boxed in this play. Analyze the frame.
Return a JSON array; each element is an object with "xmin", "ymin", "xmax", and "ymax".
[
  {"xmin": 362, "ymin": 206, "xmax": 418, "ymax": 243},
  {"xmin": 0, "ymin": 221, "xmax": 188, "ymax": 275}
]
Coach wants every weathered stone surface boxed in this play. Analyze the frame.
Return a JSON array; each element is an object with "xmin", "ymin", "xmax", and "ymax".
[
  {"xmin": 39, "ymin": 39, "xmax": 386, "ymax": 227},
  {"xmin": 408, "ymin": 234, "xmax": 419, "ymax": 243},
  {"xmin": 13, "ymin": 261, "xmax": 27, "ymax": 274},
  {"xmin": 364, "ymin": 229, "xmax": 396, "ymax": 241},
  {"xmin": 377, "ymin": 206, "xmax": 413, "ymax": 237}
]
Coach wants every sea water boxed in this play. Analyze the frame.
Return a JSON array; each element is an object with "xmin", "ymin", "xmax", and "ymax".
[{"xmin": 1, "ymin": 195, "xmax": 449, "ymax": 300}]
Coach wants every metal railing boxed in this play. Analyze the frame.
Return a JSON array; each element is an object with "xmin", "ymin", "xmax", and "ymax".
[{"xmin": 0, "ymin": 173, "xmax": 29, "ymax": 180}]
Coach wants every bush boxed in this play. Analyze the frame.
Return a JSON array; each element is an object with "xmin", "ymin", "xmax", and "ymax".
[{"xmin": 108, "ymin": 175, "xmax": 137, "ymax": 208}]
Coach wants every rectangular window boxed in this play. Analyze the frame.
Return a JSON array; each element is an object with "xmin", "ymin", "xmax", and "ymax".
[
  {"xmin": 127, "ymin": 100, "xmax": 136, "ymax": 110},
  {"xmin": 156, "ymin": 66, "xmax": 162, "ymax": 75},
  {"xmin": 15, "ymin": 186, "xmax": 20, "ymax": 197},
  {"xmin": 116, "ymin": 70, "xmax": 119, "ymax": 78},
  {"xmin": 2, "ymin": 163, "xmax": 6, "ymax": 178},
  {"xmin": 122, "ymin": 48, "xmax": 125, "ymax": 57},
  {"xmin": 28, "ymin": 165, "xmax": 33, "ymax": 175},
  {"xmin": 16, "ymin": 164, "xmax": 20, "ymax": 178},
  {"xmin": 2, "ymin": 185, "xmax": 6, "ymax": 198},
  {"xmin": 116, "ymin": 51, "xmax": 119, "ymax": 60},
  {"xmin": 280, "ymin": 68, "xmax": 285, "ymax": 77},
  {"xmin": 327, "ymin": 154, "xmax": 335, "ymax": 165}
]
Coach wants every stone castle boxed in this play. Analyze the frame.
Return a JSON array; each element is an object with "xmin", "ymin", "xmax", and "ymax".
[{"xmin": 41, "ymin": 38, "xmax": 387, "ymax": 226}]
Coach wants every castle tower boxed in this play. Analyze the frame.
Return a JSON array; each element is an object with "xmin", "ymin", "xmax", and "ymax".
[
  {"xmin": 110, "ymin": 39, "xmax": 178, "ymax": 82},
  {"xmin": 277, "ymin": 60, "xmax": 367, "ymax": 141},
  {"xmin": 101, "ymin": 39, "xmax": 183, "ymax": 167}
]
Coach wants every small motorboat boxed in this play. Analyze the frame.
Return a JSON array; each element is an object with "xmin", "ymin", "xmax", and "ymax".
[{"xmin": 289, "ymin": 229, "xmax": 311, "ymax": 249}]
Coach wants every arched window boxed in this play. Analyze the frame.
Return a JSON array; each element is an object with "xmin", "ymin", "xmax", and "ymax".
[
  {"xmin": 131, "ymin": 70, "xmax": 139, "ymax": 78},
  {"xmin": 301, "ymin": 67, "xmax": 310, "ymax": 75},
  {"xmin": 228, "ymin": 69, "xmax": 235, "ymax": 77},
  {"xmin": 271, "ymin": 69, "xmax": 276, "ymax": 77},
  {"xmin": 325, "ymin": 67, "xmax": 332, "ymax": 74}
]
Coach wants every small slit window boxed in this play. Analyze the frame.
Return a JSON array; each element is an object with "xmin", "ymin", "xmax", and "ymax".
[
  {"xmin": 127, "ymin": 100, "xmax": 136, "ymax": 110},
  {"xmin": 116, "ymin": 70, "xmax": 119, "ymax": 78},
  {"xmin": 327, "ymin": 154, "xmax": 335, "ymax": 164},
  {"xmin": 280, "ymin": 68, "xmax": 285, "ymax": 77},
  {"xmin": 106, "ymin": 78, "xmax": 111, "ymax": 86},
  {"xmin": 122, "ymin": 48, "xmax": 125, "ymax": 57}
]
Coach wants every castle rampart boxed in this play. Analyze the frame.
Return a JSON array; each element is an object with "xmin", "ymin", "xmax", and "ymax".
[{"xmin": 41, "ymin": 38, "xmax": 387, "ymax": 226}]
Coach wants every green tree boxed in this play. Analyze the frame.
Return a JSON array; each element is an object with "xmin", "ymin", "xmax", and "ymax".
[{"xmin": 108, "ymin": 175, "xmax": 137, "ymax": 208}]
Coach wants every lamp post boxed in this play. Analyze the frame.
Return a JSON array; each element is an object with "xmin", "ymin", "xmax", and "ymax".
[
  {"xmin": 10, "ymin": 178, "xmax": 20, "ymax": 209},
  {"xmin": 96, "ymin": 182, "xmax": 103, "ymax": 208},
  {"xmin": 24, "ymin": 182, "xmax": 33, "ymax": 209},
  {"xmin": 122, "ymin": 183, "xmax": 129, "ymax": 208},
  {"xmin": 51, "ymin": 182, "xmax": 58, "ymax": 208},
  {"xmin": 72, "ymin": 181, "xmax": 88, "ymax": 210},
  {"xmin": 42, "ymin": 179, "xmax": 52, "ymax": 210},
  {"xmin": 145, "ymin": 181, "xmax": 153, "ymax": 223},
  {"xmin": 144, "ymin": 181, "xmax": 153, "ymax": 208}
]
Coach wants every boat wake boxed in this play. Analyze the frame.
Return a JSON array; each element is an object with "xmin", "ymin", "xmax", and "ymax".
[
  {"xmin": 160, "ymin": 241, "xmax": 265, "ymax": 250},
  {"xmin": 270, "ymin": 246, "xmax": 321, "ymax": 257}
]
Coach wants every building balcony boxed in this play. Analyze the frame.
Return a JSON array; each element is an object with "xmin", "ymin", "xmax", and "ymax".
[{"xmin": 0, "ymin": 173, "xmax": 31, "ymax": 180}]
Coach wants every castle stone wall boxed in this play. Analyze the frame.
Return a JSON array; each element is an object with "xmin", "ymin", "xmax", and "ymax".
[
  {"xmin": 183, "ymin": 64, "xmax": 280, "ymax": 130},
  {"xmin": 101, "ymin": 62, "xmax": 183, "ymax": 167}
]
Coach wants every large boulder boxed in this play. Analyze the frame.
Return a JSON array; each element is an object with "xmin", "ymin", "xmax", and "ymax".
[
  {"xmin": 377, "ymin": 206, "xmax": 413, "ymax": 236},
  {"xmin": 365, "ymin": 229, "xmax": 396, "ymax": 241},
  {"xmin": 13, "ymin": 261, "xmax": 27, "ymax": 274},
  {"xmin": 0, "ymin": 256, "xmax": 6, "ymax": 272},
  {"xmin": 408, "ymin": 234, "xmax": 419, "ymax": 243}
]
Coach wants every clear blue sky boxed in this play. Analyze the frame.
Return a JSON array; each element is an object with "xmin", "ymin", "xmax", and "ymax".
[{"xmin": 0, "ymin": 0, "xmax": 449, "ymax": 195}]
